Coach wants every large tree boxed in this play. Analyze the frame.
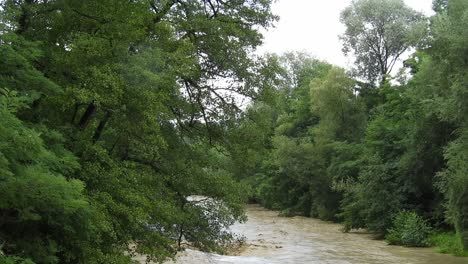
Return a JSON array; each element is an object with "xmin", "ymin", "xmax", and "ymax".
[
  {"xmin": 340, "ymin": 0, "xmax": 427, "ymax": 85},
  {"xmin": 413, "ymin": 0, "xmax": 468, "ymax": 249},
  {"xmin": 0, "ymin": 0, "xmax": 276, "ymax": 263}
]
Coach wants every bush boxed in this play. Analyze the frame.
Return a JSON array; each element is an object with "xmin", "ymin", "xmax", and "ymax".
[
  {"xmin": 0, "ymin": 256, "xmax": 35, "ymax": 264},
  {"xmin": 429, "ymin": 232, "xmax": 468, "ymax": 257},
  {"xmin": 386, "ymin": 211, "xmax": 431, "ymax": 247}
]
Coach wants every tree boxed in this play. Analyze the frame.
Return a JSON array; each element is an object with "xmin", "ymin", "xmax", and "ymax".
[
  {"xmin": 412, "ymin": 0, "xmax": 468, "ymax": 249},
  {"xmin": 245, "ymin": 57, "xmax": 365, "ymax": 221},
  {"xmin": 0, "ymin": 0, "xmax": 277, "ymax": 262},
  {"xmin": 0, "ymin": 90, "xmax": 99, "ymax": 264},
  {"xmin": 338, "ymin": 84, "xmax": 419, "ymax": 233},
  {"xmin": 340, "ymin": 0, "xmax": 427, "ymax": 85},
  {"xmin": 310, "ymin": 67, "xmax": 365, "ymax": 143}
]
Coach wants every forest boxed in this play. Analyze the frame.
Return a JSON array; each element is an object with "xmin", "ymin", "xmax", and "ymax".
[{"xmin": 0, "ymin": 0, "xmax": 467, "ymax": 263}]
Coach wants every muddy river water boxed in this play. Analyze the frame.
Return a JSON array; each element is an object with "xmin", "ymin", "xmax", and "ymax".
[{"xmin": 160, "ymin": 205, "xmax": 467, "ymax": 264}]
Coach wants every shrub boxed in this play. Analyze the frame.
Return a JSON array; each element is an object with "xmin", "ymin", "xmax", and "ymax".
[
  {"xmin": 386, "ymin": 211, "xmax": 431, "ymax": 247},
  {"xmin": 428, "ymin": 232, "xmax": 468, "ymax": 257},
  {"xmin": 0, "ymin": 256, "xmax": 35, "ymax": 264}
]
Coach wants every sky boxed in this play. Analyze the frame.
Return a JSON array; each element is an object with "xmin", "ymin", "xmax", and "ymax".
[{"xmin": 258, "ymin": 0, "xmax": 435, "ymax": 69}]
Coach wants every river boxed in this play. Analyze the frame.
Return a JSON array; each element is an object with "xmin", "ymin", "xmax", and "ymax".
[{"xmin": 153, "ymin": 205, "xmax": 467, "ymax": 264}]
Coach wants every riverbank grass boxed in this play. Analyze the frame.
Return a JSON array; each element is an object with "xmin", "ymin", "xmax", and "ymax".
[{"xmin": 428, "ymin": 232, "xmax": 468, "ymax": 257}]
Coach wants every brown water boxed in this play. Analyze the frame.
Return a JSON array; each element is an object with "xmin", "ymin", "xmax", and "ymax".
[{"xmin": 158, "ymin": 205, "xmax": 467, "ymax": 264}]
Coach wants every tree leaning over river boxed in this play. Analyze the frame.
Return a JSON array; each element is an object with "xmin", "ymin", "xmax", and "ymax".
[{"xmin": 0, "ymin": 0, "xmax": 276, "ymax": 263}]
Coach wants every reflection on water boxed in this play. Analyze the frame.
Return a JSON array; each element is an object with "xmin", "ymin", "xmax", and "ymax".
[{"xmin": 160, "ymin": 205, "xmax": 467, "ymax": 264}]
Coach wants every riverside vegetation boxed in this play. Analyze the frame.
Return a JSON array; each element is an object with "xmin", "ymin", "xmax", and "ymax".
[{"xmin": 0, "ymin": 0, "xmax": 467, "ymax": 263}]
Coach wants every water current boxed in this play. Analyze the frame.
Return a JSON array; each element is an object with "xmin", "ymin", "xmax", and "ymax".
[{"xmin": 144, "ymin": 204, "xmax": 468, "ymax": 264}]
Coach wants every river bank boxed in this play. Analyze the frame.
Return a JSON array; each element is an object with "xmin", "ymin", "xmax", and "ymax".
[{"xmin": 137, "ymin": 204, "xmax": 468, "ymax": 264}]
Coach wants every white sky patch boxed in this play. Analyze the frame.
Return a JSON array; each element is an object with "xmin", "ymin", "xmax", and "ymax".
[{"xmin": 258, "ymin": 0, "xmax": 435, "ymax": 69}]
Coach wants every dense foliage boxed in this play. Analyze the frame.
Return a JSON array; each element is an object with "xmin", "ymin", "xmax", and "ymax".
[
  {"xmin": 0, "ymin": 0, "xmax": 276, "ymax": 263},
  {"xmin": 232, "ymin": 0, "xmax": 468, "ymax": 253},
  {"xmin": 1, "ymin": 0, "xmax": 468, "ymax": 262},
  {"xmin": 340, "ymin": 0, "xmax": 427, "ymax": 84},
  {"xmin": 386, "ymin": 211, "xmax": 431, "ymax": 247}
]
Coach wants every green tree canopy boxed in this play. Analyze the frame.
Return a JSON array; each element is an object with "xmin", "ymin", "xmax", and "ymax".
[{"xmin": 340, "ymin": 0, "xmax": 427, "ymax": 84}]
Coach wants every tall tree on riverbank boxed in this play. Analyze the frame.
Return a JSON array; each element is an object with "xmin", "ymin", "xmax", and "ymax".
[
  {"xmin": 340, "ymin": 0, "xmax": 427, "ymax": 85},
  {"xmin": 414, "ymin": 0, "xmax": 468, "ymax": 249}
]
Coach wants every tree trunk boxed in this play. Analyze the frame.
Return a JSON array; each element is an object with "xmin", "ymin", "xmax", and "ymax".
[
  {"xmin": 77, "ymin": 102, "xmax": 96, "ymax": 129},
  {"xmin": 71, "ymin": 103, "xmax": 80, "ymax": 124},
  {"xmin": 92, "ymin": 110, "xmax": 112, "ymax": 143},
  {"xmin": 460, "ymin": 190, "xmax": 468, "ymax": 250},
  {"xmin": 17, "ymin": 0, "xmax": 35, "ymax": 34},
  {"xmin": 177, "ymin": 225, "xmax": 184, "ymax": 250}
]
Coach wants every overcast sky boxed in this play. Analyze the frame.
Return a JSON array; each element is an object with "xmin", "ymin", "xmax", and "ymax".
[{"xmin": 258, "ymin": 0, "xmax": 435, "ymax": 69}]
